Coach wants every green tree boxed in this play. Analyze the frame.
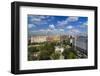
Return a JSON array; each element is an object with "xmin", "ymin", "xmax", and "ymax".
[
  {"xmin": 28, "ymin": 47, "xmax": 39, "ymax": 53},
  {"xmin": 62, "ymin": 47, "xmax": 77, "ymax": 59},
  {"xmin": 38, "ymin": 50, "xmax": 51, "ymax": 60},
  {"xmin": 43, "ymin": 42, "xmax": 55, "ymax": 55},
  {"xmin": 51, "ymin": 52, "xmax": 61, "ymax": 60},
  {"xmin": 67, "ymin": 52, "xmax": 77, "ymax": 59},
  {"xmin": 28, "ymin": 46, "xmax": 39, "ymax": 61}
]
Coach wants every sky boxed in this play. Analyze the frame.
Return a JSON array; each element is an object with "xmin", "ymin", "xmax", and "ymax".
[{"xmin": 28, "ymin": 15, "xmax": 88, "ymax": 36}]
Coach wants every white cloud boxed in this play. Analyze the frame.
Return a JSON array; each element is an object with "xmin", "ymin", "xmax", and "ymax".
[
  {"xmin": 59, "ymin": 29, "xmax": 64, "ymax": 32},
  {"xmin": 39, "ymin": 16, "xmax": 47, "ymax": 19},
  {"xmin": 28, "ymin": 24, "xmax": 36, "ymax": 29},
  {"xmin": 79, "ymin": 21, "xmax": 83, "ymax": 24},
  {"xmin": 30, "ymin": 28, "xmax": 66, "ymax": 36},
  {"xmin": 66, "ymin": 25, "xmax": 73, "ymax": 29},
  {"xmin": 29, "ymin": 16, "xmax": 42, "ymax": 22},
  {"xmin": 67, "ymin": 16, "xmax": 79, "ymax": 22},
  {"xmin": 58, "ymin": 19, "xmax": 68, "ymax": 25},
  {"xmin": 56, "ymin": 19, "xmax": 68, "ymax": 28},
  {"xmin": 47, "ymin": 17, "xmax": 54, "ymax": 21},
  {"xmin": 31, "ymin": 18, "xmax": 41, "ymax": 22},
  {"xmin": 83, "ymin": 22, "xmax": 87, "ymax": 26},
  {"xmin": 56, "ymin": 16, "xmax": 79, "ymax": 28},
  {"xmin": 39, "ymin": 16, "xmax": 50, "ymax": 19},
  {"xmin": 67, "ymin": 29, "xmax": 80, "ymax": 36},
  {"xmin": 29, "ymin": 15, "xmax": 49, "ymax": 25},
  {"xmin": 79, "ymin": 22, "xmax": 88, "ymax": 28},
  {"xmin": 49, "ymin": 24, "xmax": 55, "ymax": 30},
  {"xmin": 39, "ymin": 29, "xmax": 46, "ymax": 32},
  {"xmin": 71, "ymin": 29, "xmax": 80, "ymax": 33}
]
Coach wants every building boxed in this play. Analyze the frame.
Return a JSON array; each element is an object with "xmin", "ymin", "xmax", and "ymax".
[
  {"xmin": 60, "ymin": 35, "xmax": 68, "ymax": 41},
  {"xmin": 46, "ymin": 35, "xmax": 60, "ymax": 42},
  {"xmin": 55, "ymin": 46, "xmax": 64, "ymax": 53},
  {"xmin": 30, "ymin": 35, "xmax": 69, "ymax": 43},
  {"xmin": 30, "ymin": 36, "xmax": 47, "ymax": 43},
  {"xmin": 74, "ymin": 36, "xmax": 88, "ymax": 54}
]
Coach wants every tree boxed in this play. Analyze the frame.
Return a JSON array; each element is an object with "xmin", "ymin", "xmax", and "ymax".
[
  {"xmin": 28, "ymin": 47, "xmax": 39, "ymax": 53},
  {"xmin": 67, "ymin": 52, "xmax": 77, "ymax": 59},
  {"xmin": 38, "ymin": 50, "xmax": 51, "ymax": 60},
  {"xmin": 62, "ymin": 47, "xmax": 77, "ymax": 59},
  {"xmin": 51, "ymin": 52, "xmax": 61, "ymax": 60},
  {"xmin": 43, "ymin": 42, "xmax": 55, "ymax": 55},
  {"xmin": 28, "ymin": 46, "xmax": 39, "ymax": 61},
  {"xmin": 62, "ymin": 48, "xmax": 69, "ymax": 59}
]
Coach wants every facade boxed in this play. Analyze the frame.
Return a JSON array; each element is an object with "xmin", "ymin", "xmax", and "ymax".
[
  {"xmin": 46, "ymin": 35, "xmax": 60, "ymax": 42},
  {"xmin": 60, "ymin": 35, "xmax": 69, "ymax": 41},
  {"xmin": 74, "ymin": 36, "xmax": 88, "ymax": 51},
  {"xmin": 30, "ymin": 35, "xmax": 69, "ymax": 43},
  {"xmin": 55, "ymin": 46, "xmax": 64, "ymax": 53},
  {"xmin": 30, "ymin": 36, "xmax": 47, "ymax": 43}
]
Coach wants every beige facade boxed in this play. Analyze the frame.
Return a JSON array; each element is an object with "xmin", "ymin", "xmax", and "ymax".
[
  {"xmin": 46, "ymin": 35, "xmax": 60, "ymax": 42},
  {"xmin": 30, "ymin": 35, "xmax": 68, "ymax": 43},
  {"xmin": 53, "ymin": 35, "xmax": 60, "ymax": 41},
  {"xmin": 31, "ymin": 36, "xmax": 47, "ymax": 43}
]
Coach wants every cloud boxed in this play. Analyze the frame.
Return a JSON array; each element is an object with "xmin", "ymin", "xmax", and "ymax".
[
  {"xmin": 49, "ymin": 24, "xmax": 55, "ymax": 30},
  {"xmin": 28, "ymin": 15, "xmax": 49, "ymax": 25},
  {"xmin": 39, "ymin": 16, "xmax": 47, "ymax": 19},
  {"xmin": 31, "ymin": 18, "xmax": 41, "ymax": 22},
  {"xmin": 38, "ymin": 15, "xmax": 51, "ymax": 19},
  {"xmin": 66, "ymin": 25, "xmax": 73, "ymax": 29},
  {"xmin": 47, "ymin": 17, "xmax": 55, "ymax": 22},
  {"xmin": 56, "ymin": 19, "xmax": 68, "ymax": 28},
  {"xmin": 67, "ymin": 29, "xmax": 80, "ymax": 36},
  {"xmin": 67, "ymin": 16, "xmax": 79, "ymax": 22},
  {"xmin": 56, "ymin": 16, "xmax": 79, "ymax": 29},
  {"xmin": 71, "ymin": 29, "xmax": 80, "ymax": 33},
  {"xmin": 83, "ymin": 22, "xmax": 87, "ymax": 26},
  {"xmin": 79, "ymin": 21, "xmax": 88, "ymax": 28},
  {"xmin": 58, "ymin": 19, "xmax": 67, "ymax": 24},
  {"xmin": 59, "ymin": 29, "xmax": 64, "ymax": 32},
  {"xmin": 79, "ymin": 21, "xmax": 83, "ymax": 24},
  {"xmin": 28, "ymin": 24, "xmax": 36, "ymax": 29},
  {"xmin": 30, "ymin": 28, "xmax": 66, "ymax": 36},
  {"xmin": 28, "ymin": 15, "xmax": 41, "ymax": 22}
]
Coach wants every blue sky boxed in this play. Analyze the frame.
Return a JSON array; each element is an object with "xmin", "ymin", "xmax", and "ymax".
[{"xmin": 28, "ymin": 15, "xmax": 88, "ymax": 36}]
